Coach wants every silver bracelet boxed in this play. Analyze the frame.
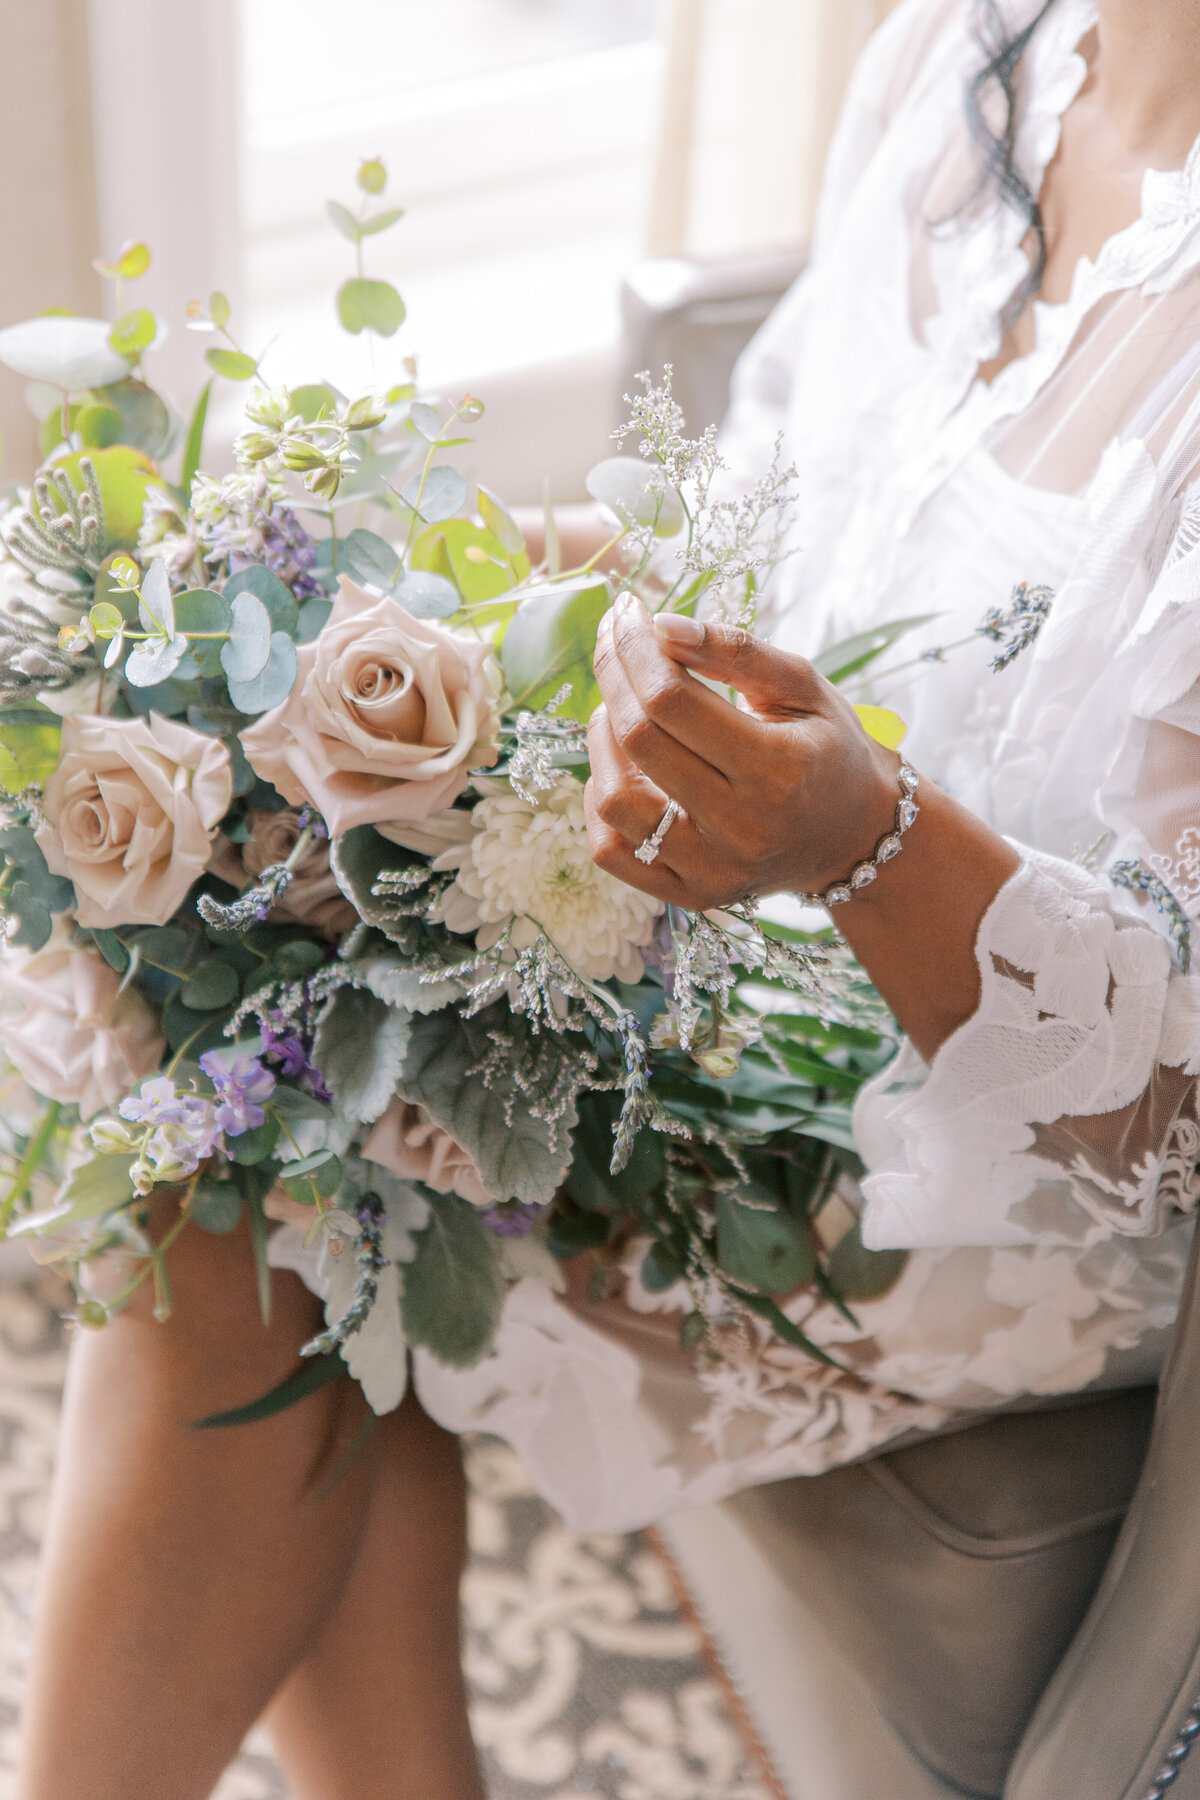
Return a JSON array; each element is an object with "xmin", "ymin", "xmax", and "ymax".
[{"xmin": 801, "ymin": 762, "xmax": 920, "ymax": 909}]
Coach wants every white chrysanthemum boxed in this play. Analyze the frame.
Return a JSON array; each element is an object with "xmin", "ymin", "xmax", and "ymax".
[{"xmin": 404, "ymin": 775, "xmax": 663, "ymax": 983}]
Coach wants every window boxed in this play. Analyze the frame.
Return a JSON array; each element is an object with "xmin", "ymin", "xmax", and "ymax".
[{"xmin": 239, "ymin": 0, "xmax": 663, "ymax": 456}]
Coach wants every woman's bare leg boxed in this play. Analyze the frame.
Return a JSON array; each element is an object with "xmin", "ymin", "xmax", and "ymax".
[
  {"xmin": 266, "ymin": 1391, "xmax": 485, "ymax": 1800},
  {"xmin": 15, "ymin": 1213, "xmax": 474, "ymax": 1800}
]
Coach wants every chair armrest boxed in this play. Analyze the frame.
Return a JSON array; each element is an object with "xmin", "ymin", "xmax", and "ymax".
[{"xmin": 618, "ymin": 246, "xmax": 808, "ymax": 434}]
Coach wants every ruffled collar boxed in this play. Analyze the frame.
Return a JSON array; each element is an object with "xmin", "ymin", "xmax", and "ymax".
[{"xmin": 928, "ymin": 0, "xmax": 1200, "ymax": 388}]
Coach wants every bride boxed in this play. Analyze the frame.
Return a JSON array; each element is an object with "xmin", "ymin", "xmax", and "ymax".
[{"xmin": 18, "ymin": 0, "xmax": 1200, "ymax": 1793}]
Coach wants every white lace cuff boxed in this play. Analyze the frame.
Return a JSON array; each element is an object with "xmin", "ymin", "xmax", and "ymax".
[{"xmin": 857, "ymin": 849, "xmax": 1200, "ymax": 1251}]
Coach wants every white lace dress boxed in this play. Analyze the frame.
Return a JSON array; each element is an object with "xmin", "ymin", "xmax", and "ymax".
[{"xmin": 287, "ymin": 0, "xmax": 1200, "ymax": 1531}]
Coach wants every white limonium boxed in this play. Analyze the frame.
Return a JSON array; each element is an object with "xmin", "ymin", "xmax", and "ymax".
[{"xmin": 390, "ymin": 775, "xmax": 662, "ymax": 984}]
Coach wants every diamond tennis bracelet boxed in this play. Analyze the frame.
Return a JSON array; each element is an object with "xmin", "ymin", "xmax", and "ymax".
[{"xmin": 801, "ymin": 762, "xmax": 920, "ymax": 910}]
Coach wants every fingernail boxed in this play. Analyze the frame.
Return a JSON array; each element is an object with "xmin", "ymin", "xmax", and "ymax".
[
  {"xmin": 654, "ymin": 612, "xmax": 704, "ymax": 647},
  {"xmin": 616, "ymin": 591, "xmax": 638, "ymax": 615}
]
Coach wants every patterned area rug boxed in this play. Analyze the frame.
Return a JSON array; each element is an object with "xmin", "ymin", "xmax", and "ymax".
[{"xmin": 0, "ymin": 1274, "xmax": 773, "ymax": 1800}]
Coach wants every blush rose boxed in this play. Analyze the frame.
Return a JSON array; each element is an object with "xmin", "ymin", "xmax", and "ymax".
[
  {"xmin": 363, "ymin": 1098, "xmax": 491, "ymax": 1207},
  {"xmin": 37, "ymin": 712, "xmax": 232, "ymax": 929},
  {"xmin": 239, "ymin": 578, "xmax": 500, "ymax": 835},
  {"xmin": 0, "ymin": 929, "xmax": 165, "ymax": 1120}
]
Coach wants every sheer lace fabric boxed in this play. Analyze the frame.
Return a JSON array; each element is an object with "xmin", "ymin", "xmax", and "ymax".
[{"xmin": 276, "ymin": 0, "xmax": 1200, "ymax": 1531}]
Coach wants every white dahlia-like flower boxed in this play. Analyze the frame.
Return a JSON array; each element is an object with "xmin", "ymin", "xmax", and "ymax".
[{"xmin": 388, "ymin": 774, "xmax": 662, "ymax": 983}]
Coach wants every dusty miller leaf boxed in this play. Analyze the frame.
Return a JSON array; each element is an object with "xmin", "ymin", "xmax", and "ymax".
[
  {"xmin": 313, "ymin": 986, "xmax": 411, "ymax": 1124},
  {"xmin": 400, "ymin": 1193, "xmax": 505, "ymax": 1368}
]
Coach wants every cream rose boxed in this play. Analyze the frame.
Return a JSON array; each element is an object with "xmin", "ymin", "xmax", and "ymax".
[
  {"xmin": 363, "ymin": 1098, "xmax": 491, "ymax": 1207},
  {"xmin": 37, "ymin": 712, "xmax": 232, "ymax": 929},
  {"xmin": 0, "ymin": 928, "xmax": 164, "ymax": 1119},
  {"xmin": 210, "ymin": 808, "xmax": 357, "ymax": 939},
  {"xmin": 239, "ymin": 578, "xmax": 500, "ymax": 835}
]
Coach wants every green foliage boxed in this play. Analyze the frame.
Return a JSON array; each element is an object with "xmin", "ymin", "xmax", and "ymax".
[
  {"xmin": 395, "ymin": 1009, "xmax": 578, "ymax": 1207},
  {"xmin": 586, "ymin": 455, "xmax": 684, "ymax": 537},
  {"xmin": 194, "ymin": 1351, "xmax": 348, "ymax": 1428},
  {"xmin": 716, "ymin": 1189, "xmax": 814, "ymax": 1295},
  {"xmin": 181, "ymin": 379, "xmax": 212, "ymax": 496},
  {"xmin": 314, "ymin": 987, "xmax": 412, "ymax": 1125},
  {"xmin": 226, "ymin": 632, "xmax": 298, "ymax": 714},
  {"xmin": 400, "ymin": 1195, "xmax": 505, "ymax": 1368},
  {"xmin": 0, "ymin": 708, "xmax": 62, "ymax": 794},
  {"xmin": 205, "ymin": 347, "xmax": 259, "ymax": 381},
  {"xmin": 280, "ymin": 1149, "xmax": 343, "ymax": 1206},
  {"xmin": 108, "ymin": 309, "xmax": 156, "ymax": 360},
  {"xmin": 400, "ymin": 464, "xmax": 466, "ymax": 523},
  {"xmin": 412, "ymin": 519, "xmax": 528, "ymax": 606},
  {"xmin": 811, "ymin": 615, "xmax": 940, "ymax": 684},
  {"xmin": 338, "ymin": 278, "xmax": 405, "ymax": 337},
  {"xmin": 57, "ymin": 445, "xmax": 157, "ymax": 550},
  {"xmin": 826, "ymin": 1220, "xmax": 908, "ymax": 1302},
  {"xmin": 500, "ymin": 577, "xmax": 611, "ymax": 719},
  {"xmin": 219, "ymin": 590, "xmax": 272, "ymax": 683}
]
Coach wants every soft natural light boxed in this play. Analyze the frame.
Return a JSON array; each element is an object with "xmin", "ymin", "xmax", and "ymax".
[{"xmin": 238, "ymin": 0, "xmax": 662, "ymax": 396}]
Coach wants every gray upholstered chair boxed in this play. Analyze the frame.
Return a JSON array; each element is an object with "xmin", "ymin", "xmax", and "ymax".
[{"xmin": 621, "ymin": 248, "xmax": 1200, "ymax": 1800}]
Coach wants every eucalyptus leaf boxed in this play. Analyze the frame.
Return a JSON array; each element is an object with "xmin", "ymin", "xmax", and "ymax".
[
  {"xmin": 342, "ymin": 526, "xmax": 401, "ymax": 589},
  {"xmin": 400, "ymin": 464, "xmax": 466, "ymax": 523},
  {"xmin": 337, "ymin": 278, "xmax": 406, "ymax": 338},
  {"xmin": 825, "ymin": 1220, "xmax": 908, "ymax": 1301},
  {"xmin": 289, "ymin": 383, "xmax": 338, "ymax": 422},
  {"xmin": 0, "ymin": 824, "xmax": 72, "ymax": 910},
  {"xmin": 408, "ymin": 402, "xmax": 444, "ymax": 442},
  {"xmin": 477, "ymin": 485, "xmax": 526, "ymax": 555},
  {"xmin": 138, "ymin": 558, "xmax": 174, "ymax": 636},
  {"xmin": 0, "ymin": 316, "xmax": 128, "ymax": 390},
  {"xmin": 399, "ymin": 1195, "xmax": 504, "ymax": 1368},
  {"xmin": 280, "ymin": 1149, "xmax": 343, "ymax": 1205},
  {"xmin": 359, "ymin": 207, "xmax": 405, "ymax": 237},
  {"xmin": 205, "ymin": 347, "xmax": 258, "ymax": 381},
  {"xmin": 716, "ymin": 1190, "xmax": 813, "ymax": 1295},
  {"xmin": 499, "ymin": 578, "xmax": 611, "ymax": 720},
  {"xmin": 5, "ymin": 884, "xmax": 52, "ymax": 950},
  {"xmin": 226, "ymin": 630, "xmax": 298, "ymax": 714},
  {"xmin": 124, "ymin": 632, "xmax": 189, "ymax": 687},
  {"xmin": 223, "ymin": 564, "xmax": 300, "ymax": 637},
  {"xmin": 173, "ymin": 588, "xmax": 232, "ymax": 677},
  {"xmin": 393, "ymin": 570, "xmax": 459, "ymax": 618},
  {"xmin": 326, "ymin": 199, "xmax": 362, "ymax": 242},
  {"xmin": 586, "ymin": 456, "xmax": 685, "ymax": 538},
  {"xmin": 180, "ymin": 960, "xmax": 240, "ymax": 1010},
  {"xmin": 108, "ymin": 308, "xmax": 156, "ymax": 360},
  {"xmin": 314, "ymin": 987, "xmax": 412, "ymax": 1125},
  {"xmin": 219, "ymin": 591, "xmax": 272, "ymax": 683},
  {"xmin": 297, "ymin": 597, "xmax": 333, "ymax": 642}
]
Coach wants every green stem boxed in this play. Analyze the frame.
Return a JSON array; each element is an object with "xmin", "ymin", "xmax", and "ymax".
[{"xmin": 0, "ymin": 1101, "xmax": 62, "ymax": 1233}]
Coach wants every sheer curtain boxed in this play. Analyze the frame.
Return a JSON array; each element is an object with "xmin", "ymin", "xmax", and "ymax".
[{"xmin": 647, "ymin": 0, "xmax": 904, "ymax": 256}]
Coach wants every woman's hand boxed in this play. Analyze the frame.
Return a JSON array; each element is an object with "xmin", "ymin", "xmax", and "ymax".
[
  {"xmin": 585, "ymin": 593, "xmax": 1021, "ymax": 1061},
  {"xmin": 585, "ymin": 594, "xmax": 899, "ymax": 910}
]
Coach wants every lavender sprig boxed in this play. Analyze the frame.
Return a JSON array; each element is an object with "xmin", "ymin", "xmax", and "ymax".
[
  {"xmin": 1111, "ymin": 859, "xmax": 1193, "ymax": 974},
  {"xmin": 299, "ymin": 1191, "xmax": 388, "ymax": 1357},
  {"xmin": 977, "ymin": 581, "xmax": 1054, "ymax": 672},
  {"xmin": 198, "ymin": 807, "xmax": 328, "ymax": 930}
]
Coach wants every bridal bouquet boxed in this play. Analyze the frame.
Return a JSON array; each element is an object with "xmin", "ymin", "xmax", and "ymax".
[{"xmin": 0, "ymin": 162, "xmax": 908, "ymax": 1416}]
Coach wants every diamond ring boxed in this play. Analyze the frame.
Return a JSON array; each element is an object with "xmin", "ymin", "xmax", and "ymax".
[{"xmin": 634, "ymin": 798, "xmax": 683, "ymax": 865}]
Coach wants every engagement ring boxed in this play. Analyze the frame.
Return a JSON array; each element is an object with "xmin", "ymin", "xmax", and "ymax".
[{"xmin": 634, "ymin": 798, "xmax": 683, "ymax": 865}]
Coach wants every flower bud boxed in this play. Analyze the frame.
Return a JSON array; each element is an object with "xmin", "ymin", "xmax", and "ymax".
[
  {"xmin": 307, "ymin": 465, "xmax": 342, "ymax": 501},
  {"xmin": 345, "ymin": 395, "xmax": 388, "ymax": 431},
  {"xmin": 76, "ymin": 1301, "xmax": 109, "ymax": 1329},
  {"xmin": 696, "ymin": 1046, "xmax": 741, "ymax": 1079},
  {"xmin": 279, "ymin": 441, "xmax": 328, "ymax": 472},
  {"xmin": 90, "ymin": 1116, "xmax": 139, "ymax": 1155}
]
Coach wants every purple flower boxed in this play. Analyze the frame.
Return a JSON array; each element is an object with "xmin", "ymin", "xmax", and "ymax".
[
  {"xmin": 199, "ymin": 1051, "xmax": 276, "ymax": 1136},
  {"xmin": 481, "ymin": 1201, "xmax": 544, "ymax": 1238},
  {"xmin": 119, "ymin": 1076, "xmax": 192, "ymax": 1127},
  {"xmin": 260, "ymin": 1018, "xmax": 309, "ymax": 1079}
]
